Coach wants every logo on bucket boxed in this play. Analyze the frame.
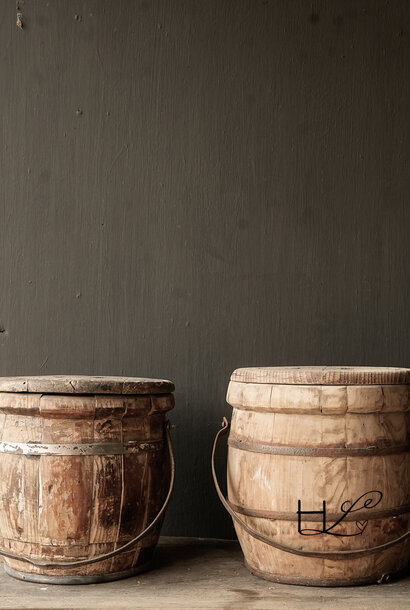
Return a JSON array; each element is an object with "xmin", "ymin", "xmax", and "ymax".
[{"xmin": 297, "ymin": 490, "xmax": 383, "ymax": 537}]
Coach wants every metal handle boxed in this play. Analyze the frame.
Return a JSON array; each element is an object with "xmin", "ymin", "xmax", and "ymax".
[
  {"xmin": 212, "ymin": 417, "xmax": 410, "ymax": 559},
  {"xmin": 0, "ymin": 421, "xmax": 175, "ymax": 568}
]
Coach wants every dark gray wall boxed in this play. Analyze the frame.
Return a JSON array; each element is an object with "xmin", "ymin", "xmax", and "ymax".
[{"xmin": 0, "ymin": 0, "xmax": 409, "ymax": 538}]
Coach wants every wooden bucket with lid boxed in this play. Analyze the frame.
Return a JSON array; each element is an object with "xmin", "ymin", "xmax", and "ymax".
[
  {"xmin": 0, "ymin": 375, "xmax": 174, "ymax": 584},
  {"xmin": 213, "ymin": 366, "xmax": 410, "ymax": 586}
]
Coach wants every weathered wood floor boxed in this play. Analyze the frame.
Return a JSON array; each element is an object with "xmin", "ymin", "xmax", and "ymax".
[{"xmin": 0, "ymin": 537, "xmax": 409, "ymax": 609}]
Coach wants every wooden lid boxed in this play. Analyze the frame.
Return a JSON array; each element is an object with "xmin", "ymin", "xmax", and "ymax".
[
  {"xmin": 231, "ymin": 366, "xmax": 410, "ymax": 385},
  {"xmin": 0, "ymin": 375, "xmax": 174, "ymax": 395}
]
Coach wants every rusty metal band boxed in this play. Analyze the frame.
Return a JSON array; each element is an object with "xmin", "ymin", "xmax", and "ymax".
[
  {"xmin": 228, "ymin": 437, "xmax": 410, "ymax": 457},
  {"xmin": 228, "ymin": 500, "xmax": 410, "ymax": 522},
  {"xmin": 244, "ymin": 560, "xmax": 406, "ymax": 587},
  {"xmin": 4, "ymin": 561, "xmax": 153, "ymax": 585},
  {"xmin": 0, "ymin": 439, "xmax": 164, "ymax": 456}
]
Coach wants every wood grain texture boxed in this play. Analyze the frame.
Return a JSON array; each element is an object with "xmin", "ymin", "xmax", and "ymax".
[
  {"xmin": 0, "ymin": 392, "xmax": 173, "ymax": 579},
  {"xmin": 231, "ymin": 367, "xmax": 410, "ymax": 385},
  {"xmin": 0, "ymin": 376, "xmax": 174, "ymax": 395},
  {"xmin": 227, "ymin": 381, "xmax": 410, "ymax": 413},
  {"xmin": 226, "ymin": 378, "xmax": 410, "ymax": 585},
  {"xmin": 0, "ymin": 0, "xmax": 409, "ymax": 539}
]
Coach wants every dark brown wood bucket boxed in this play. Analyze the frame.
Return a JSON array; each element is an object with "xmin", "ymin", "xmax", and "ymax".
[{"xmin": 0, "ymin": 375, "xmax": 174, "ymax": 584}]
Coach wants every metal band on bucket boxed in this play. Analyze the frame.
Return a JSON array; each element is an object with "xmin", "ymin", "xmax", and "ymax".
[
  {"xmin": 228, "ymin": 500, "xmax": 410, "ymax": 522},
  {"xmin": 0, "ymin": 439, "xmax": 164, "ymax": 456},
  {"xmin": 228, "ymin": 437, "xmax": 410, "ymax": 457}
]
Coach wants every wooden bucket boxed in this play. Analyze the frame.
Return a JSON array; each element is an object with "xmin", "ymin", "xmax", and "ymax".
[
  {"xmin": 213, "ymin": 366, "xmax": 410, "ymax": 586},
  {"xmin": 0, "ymin": 375, "xmax": 174, "ymax": 584}
]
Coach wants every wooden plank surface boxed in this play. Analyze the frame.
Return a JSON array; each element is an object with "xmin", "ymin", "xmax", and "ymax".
[
  {"xmin": 230, "ymin": 367, "xmax": 410, "ymax": 386},
  {"xmin": 0, "ymin": 376, "xmax": 174, "ymax": 395},
  {"xmin": 0, "ymin": 537, "xmax": 408, "ymax": 609}
]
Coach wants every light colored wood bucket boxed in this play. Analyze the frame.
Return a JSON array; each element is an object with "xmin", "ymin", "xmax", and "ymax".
[
  {"xmin": 213, "ymin": 366, "xmax": 410, "ymax": 586},
  {"xmin": 0, "ymin": 375, "xmax": 174, "ymax": 584}
]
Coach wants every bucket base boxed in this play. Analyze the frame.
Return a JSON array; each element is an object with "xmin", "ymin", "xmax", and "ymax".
[
  {"xmin": 4, "ymin": 560, "xmax": 153, "ymax": 585},
  {"xmin": 244, "ymin": 560, "xmax": 408, "ymax": 587}
]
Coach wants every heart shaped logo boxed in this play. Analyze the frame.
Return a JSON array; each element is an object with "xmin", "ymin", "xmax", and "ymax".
[{"xmin": 356, "ymin": 520, "xmax": 368, "ymax": 533}]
